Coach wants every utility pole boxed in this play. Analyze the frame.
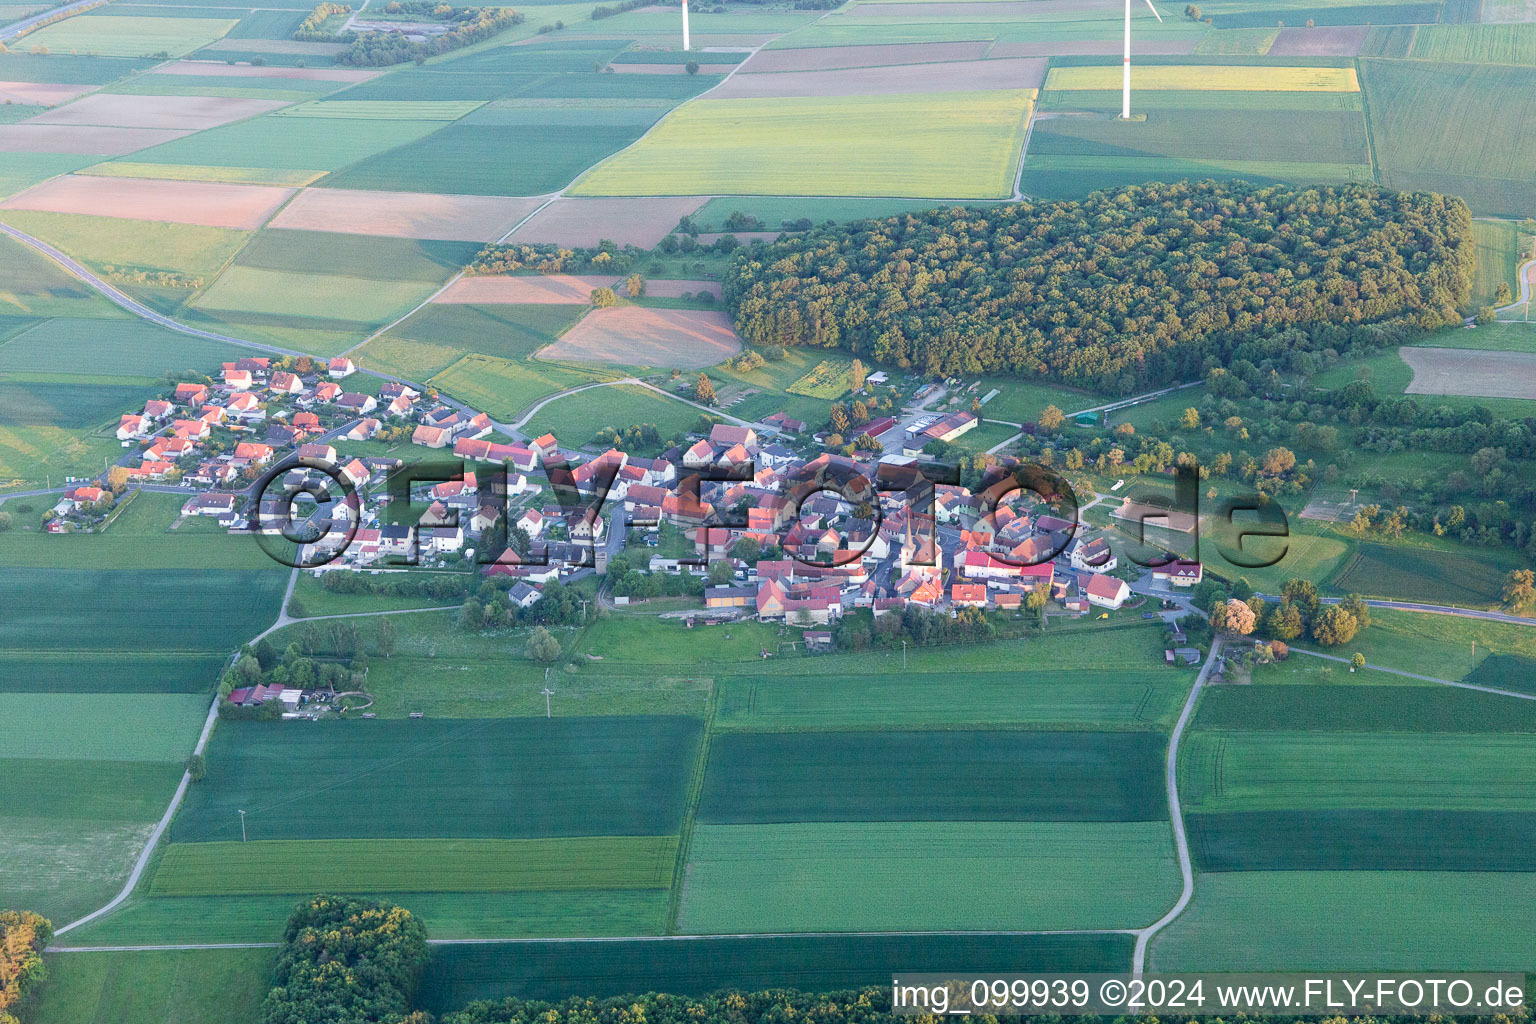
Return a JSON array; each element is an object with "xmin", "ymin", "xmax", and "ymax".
[
  {"xmin": 542, "ymin": 687, "xmax": 554, "ymax": 718},
  {"xmin": 238, "ymin": 809, "xmax": 247, "ymax": 842},
  {"xmin": 902, "ymin": 639, "xmax": 907, "ymax": 670}
]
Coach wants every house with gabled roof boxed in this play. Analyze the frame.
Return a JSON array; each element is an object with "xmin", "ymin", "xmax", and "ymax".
[{"xmin": 328, "ymin": 356, "xmax": 356, "ymax": 378}]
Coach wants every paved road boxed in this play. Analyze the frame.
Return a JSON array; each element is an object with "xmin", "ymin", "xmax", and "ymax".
[
  {"xmin": 0, "ymin": 0, "xmax": 111, "ymax": 43},
  {"xmin": 1490, "ymin": 255, "xmax": 1535, "ymax": 320},
  {"xmin": 1071, "ymin": 380, "xmax": 1203, "ymax": 419},
  {"xmin": 1130, "ymin": 636, "xmax": 1221, "ymax": 976}
]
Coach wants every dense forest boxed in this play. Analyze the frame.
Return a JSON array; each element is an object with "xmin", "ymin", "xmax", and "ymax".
[
  {"xmin": 724, "ymin": 181, "xmax": 1475, "ymax": 393},
  {"xmin": 259, "ymin": 896, "xmax": 430, "ymax": 1024}
]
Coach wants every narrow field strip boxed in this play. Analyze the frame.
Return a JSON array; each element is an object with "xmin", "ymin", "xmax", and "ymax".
[
  {"xmin": 149, "ymin": 836, "xmax": 679, "ymax": 896},
  {"xmin": 1045, "ymin": 65, "xmax": 1360, "ymax": 92}
]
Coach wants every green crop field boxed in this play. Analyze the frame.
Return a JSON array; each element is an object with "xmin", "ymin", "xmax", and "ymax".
[
  {"xmin": 572, "ymin": 91, "xmax": 1036, "ymax": 199},
  {"xmin": 1362, "ymin": 58, "xmax": 1536, "ymax": 216},
  {"xmin": 123, "ymin": 114, "xmax": 444, "ymax": 174},
  {"xmin": 0, "ymin": 692, "xmax": 208, "ymax": 762},
  {"xmin": 1192, "ymin": 683, "xmax": 1536, "ymax": 732},
  {"xmin": 365, "ymin": 655, "xmax": 713, "ymax": 719},
  {"xmin": 193, "ymin": 267, "xmax": 438, "ymax": 328},
  {"xmin": 0, "ymin": 652, "xmax": 224, "ymax": 693},
  {"xmin": 21, "ymin": 14, "xmax": 239, "ymax": 56},
  {"xmin": 357, "ymin": 302, "xmax": 586, "ymax": 378},
  {"xmin": 150, "ymin": 836, "xmax": 677, "ymax": 895},
  {"xmin": 1470, "ymin": 219, "xmax": 1529, "ymax": 309},
  {"xmin": 678, "ymin": 821, "xmax": 1179, "ymax": 933},
  {"xmin": 1026, "ymin": 109, "xmax": 1369, "ymax": 167},
  {"xmin": 1465, "ymin": 653, "xmax": 1536, "ymax": 691},
  {"xmin": 1, "ymin": 758, "xmax": 182, "ymax": 921},
  {"xmin": 1180, "ymin": 731, "xmax": 1536, "ymax": 811},
  {"xmin": 235, "ymin": 231, "xmax": 477, "ymax": 283},
  {"xmin": 0, "ymin": 52, "xmax": 153, "ymax": 83},
  {"xmin": 699, "ymin": 730, "xmax": 1168, "ymax": 823},
  {"xmin": 28, "ymin": 948, "xmax": 273, "ymax": 1024},
  {"xmin": 325, "ymin": 121, "xmax": 666, "ymax": 196},
  {"xmin": 523, "ymin": 383, "xmax": 704, "ymax": 448},
  {"xmin": 1323, "ymin": 606, "xmax": 1536, "ymax": 680},
  {"xmin": 419, "ymin": 933, "xmax": 1134, "ymax": 1010},
  {"xmin": 1410, "ymin": 23, "xmax": 1536, "ymax": 64},
  {"xmin": 0, "ymin": 491, "xmax": 274, "ymax": 570},
  {"xmin": 175, "ymin": 716, "xmax": 702, "ymax": 842},
  {"xmin": 277, "ymin": 99, "xmax": 485, "ymax": 120},
  {"xmin": 1150, "ymin": 871, "xmax": 1536, "ymax": 970},
  {"xmin": 427, "ymin": 353, "xmax": 621, "ymax": 422},
  {"xmin": 0, "ymin": 379, "xmax": 160, "ymax": 428},
  {"xmin": 715, "ymin": 670, "xmax": 1192, "ymax": 731},
  {"xmin": 0, "ymin": 235, "xmax": 111, "ymax": 320},
  {"xmin": 0, "ymin": 317, "xmax": 245, "ymax": 380},
  {"xmin": 64, "ymin": 888, "xmax": 669, "ymax": 945},
  {"xmin": 0, "ymin": 568, "xmax": 287, "ymax": 651},
  {"xmin": 0, "ymin": 211, "xmax": 250, "ymax": 281},
  {"xmin": 1187, "ymin": 809, "xmax": 1536, "ymax": 870},
  {"xmin": 1329, "ymin": 541, "xmax": 1508, "ymax": 606}
]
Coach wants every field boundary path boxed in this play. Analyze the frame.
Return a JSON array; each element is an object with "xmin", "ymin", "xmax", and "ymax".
[{"xmin": 1130, "ymin": 637, "xmax": 1221, "ymax": 976}]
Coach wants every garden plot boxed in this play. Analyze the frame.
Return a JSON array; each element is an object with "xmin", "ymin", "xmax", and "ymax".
[
  {"xmin": 0, "ymin": 125, "xmax": 191, "ymax": 155},
  {"xmin": 0, "ymin": 174, "xmax": 293, "ymax": 229},
  {"xmin": 268, "ymin": 187, "xmax": 544, "ymax": 241},
  {"xmin": 434, "ymin": 275, "xmax": 621, "ymax": 304},
  {"xmin": 741, "ymin": 40, "xmax": 990, "ymax": 71},
  {"xmin": 712, "ymin": 57, "xmax": 1046, "ymax": 98},
  {"xmin": 506, "ymin": 196, "xmax": 706, "ymax": 248},
  {"xmin": 1400, "ymin": 346, "xmax": 1536, "ymax": 400},
  {"xmin": 26, "ymin": 94, "xmax": 286, "ymax": 130},
  {"xmin": 541, "ymin": 307, "xmax": 740, "ymax": 368}
]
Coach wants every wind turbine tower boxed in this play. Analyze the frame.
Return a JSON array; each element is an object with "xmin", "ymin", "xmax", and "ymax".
[
  {"xmin": 1122, "ymin": 0, "xmax": 1163, "ymax": 119},
  {"xmin": 682, "ymin": 0, "xmax": 690, "ymax": 50}
]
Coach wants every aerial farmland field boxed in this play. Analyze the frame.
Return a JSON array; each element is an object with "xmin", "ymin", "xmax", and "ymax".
[
  {"xmin": 6, "ymin": 0, "xmax": 1536, "ymax": 1014},
  {"xmin": 572, "ymin": 90, "xmax": 1036, "ymax": 198}
]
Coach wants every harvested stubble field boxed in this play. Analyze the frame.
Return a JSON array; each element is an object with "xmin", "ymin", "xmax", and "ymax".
[
  {"xmin": 0, "ymin": 124, "xmax": 191, "ymax": 156},
  {"xmin": 0, "ymin": 175, "xmax": 293, "ymax": 229},
  {"xmin": 540, "ymin": 307, "xmax": 741, "ymax": 368},
  {"xmin": 1266, "ymin": 24, "xmax": 1370, "ymax": 54},
  {"xmin": 174, "ymin": 716, "xmax": 703, "ymax": 842},
  {"xmin": 572, "ymin": 90, "xmax": 1035, "ymax": 199},
  {"xmin": 1400, "ymin": 346, "xmax": 1536, "ymax": 400},
  {"xmin": 1045, "ymin": 64, "xmax": 1359, "ymax": 91},
  {"xmin": 436, "ymin": 274, "xmax": 620, "ymax": 304},
  {"xmin": 268, "ymin": 188, "xmax": 544, "ymax": 242},
  {"xmin": 150, "ymin": 836, "xmax": 678, "ymax": 895},
  {"xmin": 27, "ymin": 94, "xmax": 285, "ymax": 130},
  {"xmin": 506, "ymin": 196, "xmax": 707, "ymax": 249},
  {"xmin": 678, "ymin": 820, "xmax": 1180, "ymax": 933}
]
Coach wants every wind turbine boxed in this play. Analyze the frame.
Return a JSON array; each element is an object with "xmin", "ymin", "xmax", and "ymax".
[
  {"xmin": 681, "ymin": 0, "xmax": 690, "ymax": 51},
  {"xmin": 1122, "ymin": 0, "xmax": 1163, "ymax": 119}
]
